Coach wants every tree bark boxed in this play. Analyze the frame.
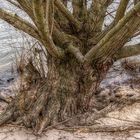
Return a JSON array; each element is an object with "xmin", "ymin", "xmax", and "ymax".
[
  {"xmin": 0, "ymin": 0, "xmax": 140, "ymax": 135},
  {"xmin": 0, "ymin": 54, "xmax": 112, "ymax": 134}
]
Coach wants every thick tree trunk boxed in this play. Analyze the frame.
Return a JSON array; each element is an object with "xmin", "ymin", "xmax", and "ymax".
[
  {"xmin": 0, "ymin": 0, "xmax": 139, "ymax": 135},
  {"xmin": 46, "ymin": 57, "xmax": 97, "ymax": 114},
  {"xmin": 0, "ymin": 55, "xmax": 111, "ymax": 134},
  {"xmin": 43, "ymin": 57, "xmax": 100, "ymax": 120}
]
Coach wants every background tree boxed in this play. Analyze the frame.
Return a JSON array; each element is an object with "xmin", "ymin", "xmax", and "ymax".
[{"xmin": 0, "ymin": 0, "xmax": 140, "ymax": 134}]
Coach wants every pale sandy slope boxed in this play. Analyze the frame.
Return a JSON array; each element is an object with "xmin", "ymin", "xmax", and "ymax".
[
  {"xmin": 0, "ymin": 125, "xmax": 139, "ymax": 140},
  {"xmin": 0, "ymin": 102, "xmax": 140, "ymax": 140}
]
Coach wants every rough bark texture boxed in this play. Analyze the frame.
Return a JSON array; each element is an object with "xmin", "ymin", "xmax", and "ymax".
[
  {"xmin": 0, "ymin": 0, "xmax": 140, "ymax": 134},
  {"xmin": 0, "ymin": 53, "xmax": 112, "ymax": 134}
]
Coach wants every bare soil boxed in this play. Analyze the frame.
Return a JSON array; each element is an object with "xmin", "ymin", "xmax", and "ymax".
[
  {"xmin": 1, "ymin": 86, "xmax": 140, "ymax": 140},
  {"xmin": 0, "ymin": 99, "xmax": 140, "ymax": 140}
]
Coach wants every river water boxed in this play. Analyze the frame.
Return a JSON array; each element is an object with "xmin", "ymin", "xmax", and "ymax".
[{"xmin": 0, "ymin": 20, "xmax": 20, "ymax": 91}]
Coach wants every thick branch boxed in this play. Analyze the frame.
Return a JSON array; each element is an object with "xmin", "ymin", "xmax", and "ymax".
[
  {"xmin": 89, "ymin": 0, "xmax": 113, "ymax": 32},
  {"xmin": 55, "ymin": 0, "xmax": 81, "ymax": 30},
  {"xmin": 116, "ymin": 44, "xmax": 140, "ymax": 60},
  {"xmin": 67, "ymin": 44, "xmax": 84, "ymax": 63},
  {"xmin": 114, "ymin": 0, "xmax": 130, "ymax": 23},
  {"xmin": 51, "ymin": 25, "xmax": 85, "ymax": 63},
  {"xmin": 6, "ymin": 0, "xmax": 22, "ymax": 9},
  {"xmin": 72, "ymin": 0, "xmax": 87, "ymax": 19},
  {"xmin": 85, "ymin": 2, "xmax": 140, "ymax": 63},
  {"xmin": 16, "ymin": 0, "xmax": 33, "ymax": 17},
  {"xmin": 0, "ymin": 8, "xmax": 40, "ymax": 40},
  {"xmin": 52, "ymin": 26, "xmax": 85, "ymax": 63},
  {"xmin": 32, "ymin": 0, "xmax": 64, "ymax": 58},
  {"xmin": 0, "ymin": 5, "xmax": 64, "ymax": 58}
]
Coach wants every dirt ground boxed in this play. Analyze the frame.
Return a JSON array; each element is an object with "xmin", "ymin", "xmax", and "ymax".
[
  {"xmin": 0, "ymin": 101, "xmax": 140, "ymax": 140},
  {"xmin": 0, "ymin": 126, "xmax": 139, "ymax": 140}
]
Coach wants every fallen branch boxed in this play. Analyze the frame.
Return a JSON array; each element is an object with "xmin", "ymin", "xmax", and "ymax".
[{"xmin": 57, "ymin": 124, "xmax": 140, "ymax": 133}]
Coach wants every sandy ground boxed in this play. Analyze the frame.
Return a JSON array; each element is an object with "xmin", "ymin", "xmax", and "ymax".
[
  {"xmin": 0, "ymin": 81, "xmax": 140, "ymax": 140},
  {"xmin": 0, "ymin": 126, "xmax": 140, "ymax": 140},
  {"xmin": 0, "ymin": 124, "xmax": 140, "ymax": 140},
  {"xmin": 0, "ymin": 102, "xmax": 140, "ymax": 140}
]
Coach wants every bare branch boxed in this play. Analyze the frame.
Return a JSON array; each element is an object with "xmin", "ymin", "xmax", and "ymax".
[
  {"xmin": 85, "ymin": 2, "xmax": 140, "ymax": 63},
  {"xmin": 32, "ymin": 0, "xmax": 64, "ymax": 58},
  {"xmin": 89, "ymin": 0, "xmax": 113, "ymax": 32},
  {"xmin": 67, "ymin": 43, "xmax": 85, "ymax": 63},
  {"xmin": 114, "ymin": 0, "xmax": 130, "ymax": 23},
  {"xmin": 72, "ymin": 0, "xmax": 87, "ymax": 18},
  {"xmin": 55, "ymin": 0, "xmax": 81, "ymax": 30},
  {"xmin": 6, "ymin": 0, "xmax": 22, "ymax": 9},
  {"xmin": 0, "ymin": 8, "xmax": 40, "ymax": 40},
  {"xmin": 115, "ymin": 44, "xmax": 140, "ymax": 60}
]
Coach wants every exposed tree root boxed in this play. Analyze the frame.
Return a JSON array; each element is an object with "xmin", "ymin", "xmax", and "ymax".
[
  {"xmin": 0, "ymin": 102, "xmax": 15, "ymax": 126},
  {"xmin": 56, "ymin": 124, "xmax": 140, "ymax": 133},
  {"xmin": 0, "ymin": 87, "xmax": 140, "ymax": 135}
]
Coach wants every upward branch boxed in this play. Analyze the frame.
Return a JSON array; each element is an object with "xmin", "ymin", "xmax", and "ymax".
[
  {"xmin": 89, "ymin": 0, "xmax": 113, "ymax": 32},
  {"xmin": 0, "ymin": 8, "xmax": 40, "ymax": 40},
  {"xmin": 115, "ymin": 44, "xmax": 140, "ymax": 60},
  {"xmin": 31, "ymin": 0, "xmax": 64, "ymax": 58},
  {"xmin": 85, "ymin": 2, "xmax": 140, "ymax": 63},
  {"xmin": 114, "ymin": 0, "xmax": 130, "ymax": 23},
  {"xmin": 55, "ymin": 0, "xmax": 81, "ymax": 30},
  {"xmin": 0, "ymin": 0, "xmax": 140, "ymax": 64},
  {"xmin": 2, "ymin": 0, "xmax": 65, "ymax": 58}
]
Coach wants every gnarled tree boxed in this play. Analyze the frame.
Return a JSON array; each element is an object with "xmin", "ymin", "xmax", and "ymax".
[{"xmin": 0, "ymin": 0, "xmax": 140, "ymax": 134}]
